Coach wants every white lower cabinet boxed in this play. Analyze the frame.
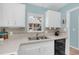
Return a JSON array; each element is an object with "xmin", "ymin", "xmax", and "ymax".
[
  {"xmin": 40, "ymin": 41, "xmax": 54, "ymax": 55},
  {"xmin": 18, "ymin": 41, "xmax": 54, "ymax": 55},
  {"xmin": 22, "ymin": 47, "xmax": 40, "ymax": 55}
]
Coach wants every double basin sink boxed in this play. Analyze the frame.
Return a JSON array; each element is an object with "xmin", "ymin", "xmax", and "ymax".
[{"xmin": 28, "ymin": 36, "xmax": 49, "ymax": 40}]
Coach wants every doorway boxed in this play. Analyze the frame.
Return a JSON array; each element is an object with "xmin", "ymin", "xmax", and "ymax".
[{"xmin": 66, "ymin": 7, "xmax": 79, "ymax": 55}]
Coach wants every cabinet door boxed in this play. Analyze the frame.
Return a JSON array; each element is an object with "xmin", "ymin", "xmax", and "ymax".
[
  {"xmin": 2, "ymin": 3, "xmax": 15, "ymax": 27},
  {"xmin": 13, "ymin": 4, "xmax": 25, "ymax": 27},
  {"xmin": 51, "ymin": 11, "xmax": 61, "ymax": 27},
  {"xmin": 46, "ymin": 10, "xmax": 61, "ymax": 27},
  {"xmin": 40, "ymin": 46, "xmax": 54, "ymax": 55},
  {"xmin": 2, "ymin": 3, "xmax": 25, "ymax": 27},
  {"xmin": 18, "ymin": 44, "xmax": 40, "ymax": 55},
  {"xmin": 0, "ymin": 4, "xmax": 3, "ymax": 27},
  {"xmin": 20, "ymin": 47, "xmax": 40, "ymax": 55},
  {"xmin": 40, "ymin": 41, "xmax": 54, "ymax": 55}
]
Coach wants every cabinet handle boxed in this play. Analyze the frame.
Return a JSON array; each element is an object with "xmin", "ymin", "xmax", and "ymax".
[
  {"xmin": 8, "ymin": 21, "xmax": 9, "ymax": 25},
  {"xmin": 38, "ymin": 48, "xmax": 40, "ymax": 52},
  {"xmin": 15, "ymin": 21, "xmax": 16, "ymax": 25}
]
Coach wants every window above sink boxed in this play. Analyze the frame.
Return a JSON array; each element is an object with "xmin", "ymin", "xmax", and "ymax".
[{"xmin": 27, "ymin": 12, "xmax": 45, "ymax": 32}]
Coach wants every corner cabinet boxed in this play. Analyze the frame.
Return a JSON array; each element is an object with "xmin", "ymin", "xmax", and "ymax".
[
  {"xmin": 0, "ymin": 3, "xmax": 25, "ymax": 27},
  {"xmin": 45, "ymin": 10, "xmax": 61, "ymax": 28}
]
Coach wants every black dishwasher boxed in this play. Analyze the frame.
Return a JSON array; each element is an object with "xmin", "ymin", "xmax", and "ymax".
[{"xmin": 54, "ymin": 39, "xmax": 66, "ymax": 55}]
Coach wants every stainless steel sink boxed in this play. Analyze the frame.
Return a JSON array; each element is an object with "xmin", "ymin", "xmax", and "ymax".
[{"xmin": 28, "ymin": 36, "xmax": 48, "ymax": 40}]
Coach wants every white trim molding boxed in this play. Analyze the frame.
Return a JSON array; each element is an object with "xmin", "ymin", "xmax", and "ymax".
[
  {"xmin": 70, "ymin": 45, "xmax": 79, "ymax": 51},
  {"xmin": 78, "ymin": 16, "xmax": 79, "ymax": 48}
]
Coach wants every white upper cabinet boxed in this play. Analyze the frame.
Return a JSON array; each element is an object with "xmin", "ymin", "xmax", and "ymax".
[
  {"xmin": 45, "ymin": 10, "xmax": 61, "ymax": 28},
  {"xmin": 0, "ymin": 4, "xmax": 4, "ymax": 27},
  {"xmin": 2, "ymin": 4, "xmax": 14, "ymax": 27},
  {"xmin": 1, "ymin": 3, "xmax": 25, "ymax": 27},
  {"xmin": 13, "ymin": 4, "xmax": 25, "ymax": 27}
]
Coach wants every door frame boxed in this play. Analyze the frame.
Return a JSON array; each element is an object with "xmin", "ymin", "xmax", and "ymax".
[{"xmin": 66, "ymin": 7, "xmax": 79, "ymax": 54}]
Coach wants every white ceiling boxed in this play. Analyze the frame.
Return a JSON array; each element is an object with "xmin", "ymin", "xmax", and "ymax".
[{"xmin": 31, "ymin": 3, "xmax": 68, "ymax": 11}]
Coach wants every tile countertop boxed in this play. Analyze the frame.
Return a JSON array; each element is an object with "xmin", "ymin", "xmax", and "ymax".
[{"xmin": 0, "ymin": 32, "xmax": 67, "ymax": 55}]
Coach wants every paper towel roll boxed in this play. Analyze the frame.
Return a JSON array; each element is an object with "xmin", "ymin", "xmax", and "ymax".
[{"xmin": 9, "ymin": 32, "xmax": 13, "ymax": 36}]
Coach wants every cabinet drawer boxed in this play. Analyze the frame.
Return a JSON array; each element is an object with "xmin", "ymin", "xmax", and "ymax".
[
  {"xmin": 18, "ymin": 47, "xmax": 40, "ymax": 55},
  {"xmin": 40, "ymin": 46, "xmax": 54, "ymax": 55}
]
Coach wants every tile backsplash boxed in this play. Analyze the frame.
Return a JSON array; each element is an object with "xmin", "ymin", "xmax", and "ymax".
[
  {"xmin": 0, "ymin": 27, "xmax": 66, "ymax": 34},
  {"xmin": 0, "ymin": 27, "xmax": 26, "ymax": 34},
  {"xmin": 45, "ymin": 27, "xmax": 66, "ymax": 33}
]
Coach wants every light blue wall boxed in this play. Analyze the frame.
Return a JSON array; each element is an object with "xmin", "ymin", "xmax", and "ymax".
[
  {"xmin": 70, "ymin": 12, "xmax": 78, "ymax": 48},
  {"xmin": 59, "ymin": 3, "xmax": 79, "ymax": 12},
  {"xmin": 59, "ymin": 3, "xmax": 79, "ymax": 20},
  {"xmin": 59, "ymin": 3, "xmax": 79, "ymax": 48},
  {"xmin": 26, "ymin": 4, "xmax": 48, "ymax": 14}
]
